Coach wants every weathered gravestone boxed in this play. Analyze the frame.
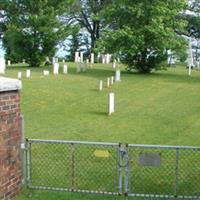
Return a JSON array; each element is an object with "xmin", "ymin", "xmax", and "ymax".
[
  {"xmin": 0, "ymin": 58, "xmax": 6, "ymax": 74},
  {"xmin": 108, "ymin": 92, "xmax": 115, "ymax": 115}
]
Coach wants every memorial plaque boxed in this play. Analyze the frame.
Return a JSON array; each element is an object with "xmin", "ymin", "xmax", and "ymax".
[{"xmin": 139, "ymin": 153, "xmax": 161, "ymax": 167}]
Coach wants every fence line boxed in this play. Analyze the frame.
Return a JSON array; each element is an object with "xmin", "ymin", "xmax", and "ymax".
[{"xmin": 23, "ymin": 139, "xmax": 200, "ymax": 199}]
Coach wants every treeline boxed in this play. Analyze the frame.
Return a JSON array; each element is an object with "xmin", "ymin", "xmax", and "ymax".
[{"xmin": 0, "ymin": 0, "xmax": 199, "ymax": 73}]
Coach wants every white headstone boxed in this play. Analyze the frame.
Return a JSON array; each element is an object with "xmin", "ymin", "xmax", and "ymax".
[
  {"xmin": 43, "ymin": 70, "xmax": 49, "ymax": 76},
  {"xmin": 52, "ymin": 57, "xmax": 56, "ymax": 64},
  {"xmin": 75, "ymin": 52, "xmax": 79, "ymax": 63},
  {"xmin": 91, "ymin": 53, "xmax": 94, "ymax": 64},
  {"xmin": 18, "ymin": 72, "xmax": 22, "ymax": 79},
  {"xmin": 108, "ymin": 93, "xmax": 115, "ymax": 115},
  {"xmin": 62, "ymin": 59, "xmax": 65, "ymax": 63},
  {"xmin": 115, "ymin": 69, "xmax": 121, "ymax": 82},
  {"xmin": 53, "ymin": 63, "xmax": 59, "ymax": 74},
  {"xmin": 188, "ymin": 38, "xmax": 194, "ymax": 76},
  {"xmin": 80, "ymin": 52, "xmax": 83, "ymax": 63},
  {"xmin": 110, "ymin": 76, "xmax": 114, "ymax": 85},
  {"xmin": 102, "ymin": 55, "xmax": 106, "ymax": 64},
  {"xmin": 0, "ymin": 58, "xmax": 6, "ymax": 74},
  {"xmin": 196, "ymin": 61, "xmax": 200, "ymax": 69},
  {"xmin": 7, "ymin": 60, "xmax": 11, "ymax": 66},
  {"xmin": 112, "ymin": 62, "xmax": 116, "ymax": 69},
  {"xmin": 26, "ymin": 69, "xmax": 31, "ymax": 78},
  {"xmin": 106, "ymin": 54, "xmax": 111, "ymax": 64},
  {"xmin": 107, "ymin": 77, "xmax": 110, "ymax": 87},
  {"xmin": 86, "ymin": 59, "xmax": 89, "ymax": 64},
  {"xmin": 99, "ymin": 80, "xmax": 103, "ymax": 91},
  {"xmin": 22, "ymin": 59, "xmax": 25, "ymax": 64},
  {"xmin": 76, "ymin": 57, "xmax": 81, "ymax": 73},
  {"xmin": 63, "ymin": 64, "xmax": 68, "ymax": 74}
]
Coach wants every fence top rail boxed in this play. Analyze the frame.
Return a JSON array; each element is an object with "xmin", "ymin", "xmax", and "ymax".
[
  {"xmin": 26, "ymin": 138, "xmax": 119, "ymax": 147},
  {"xmin": 128, "ymin": 143, "xmax": 200, "ymax": 150}
]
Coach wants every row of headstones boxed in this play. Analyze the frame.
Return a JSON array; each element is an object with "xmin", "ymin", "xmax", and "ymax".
[
  {"xmin": 99, "ymin": 70, "xmax": 121, "ymax": 91},
  {"xmin": 17, "ymin": 65, "xmax": 69, "ymax": 79},
  {"xmin": 101, "ymin": 70, "xmax": 121, "ymax": 115}
]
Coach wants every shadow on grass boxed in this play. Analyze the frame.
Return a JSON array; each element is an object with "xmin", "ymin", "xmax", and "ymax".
[{"xmin": 89, "ymin": 111, "xmax": 108, "ymax": 116}]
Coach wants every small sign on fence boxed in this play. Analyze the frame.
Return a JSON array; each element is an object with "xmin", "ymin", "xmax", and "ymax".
[{"xmin": 139, "ymin": 153, "xmax": 161, "ymax": 167}]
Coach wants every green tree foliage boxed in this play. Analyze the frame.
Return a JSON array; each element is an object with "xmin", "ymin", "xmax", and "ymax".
[
  {"xmin": 186, "ymin": 0, "xmax": 200, "ymax": 38},
  {"xmin": 68, "ymin": 0, "xmax": 110, "ymax": 53},
  {"xmin": 100, "ymin": 0, "xmax": 187, "ymax": 73},
  {"xmin": 2, "ymin": 0, "xmax": 71, "ymax": 66}
]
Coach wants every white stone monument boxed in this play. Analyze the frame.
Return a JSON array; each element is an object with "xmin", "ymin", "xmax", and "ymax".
[
  {"xmin": 18, "ymin": 72, "xmax": 22, "ymax": 79},
  {"xmin": 115, "ymin": 69, "xmax": 121, "ymax": 82},
  {"xmin": 76, "ymin": 57, "xmax": 81, "ymax": 73},
  {"xmin": 188, "ymin": 38, "xmax": 194, "ymax": 76},
  {"xmin": 43, "ymin": 70, "xmax": 49, "ymax": 76},
  {"xmin": 112, "ymin": 61, "xmax": 116, "ymax": 69},
  {"xmin": 0, "ymin": 58, "xmax": 6, "ymax": 74},
  {"xmin": 7, "ymin": 60, "xmax": 11, "ymax": 66},
  {"xmin": 196, "ymin": 61, "xmax": 200, "ymax": 69},
  {"xmin": 108, "ymin": 93, "xmax": 115, "ymax": 115},
  {"xmin": 62, "ymin": 59, "xmax": 65, "ymax": 63},
  {"xmin": 26, "ymin": 69, "xmax": 31, "ymax": 78},
  {"xmin": 99, "ymin": 80, "xmax": 103, "ymax": 91},
  {"xmin": 75, "ymin": 52, "xmax": 79, "ymax": 63},
  {"xmin": 52, "ymin": 57, "xmax": 56, "ymax": 64},
  {"xmin": 80, "ymin": 52, "xmax": 83, "ymax": 63},
  {"xmin": 63, "ymin": 64, "xmax": 68, "ymax": 74},
  {"xmin": 110, "ymin": 76, "xmax": 114, "ymax": 85},
  {"xmin": 91, "ymin": 53, "xmax": 94, "ymax": 64},
  {"xmin": 53, "ymin": 63, "xmax": 59, "ymax": 74},
  {"xmin": 107, "ymin": 77, "xmax": 110, "ymax": 87}
]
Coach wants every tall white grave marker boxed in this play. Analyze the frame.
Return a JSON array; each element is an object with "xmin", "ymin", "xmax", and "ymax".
[
  {"xmin": 52, "ymin": 57, "xmax": 56, "ymax": 64},
  {"xmin": 76, "ymin": 57, "xmax": 81, "ymax": 72},
  {"xmin": 63, "ymin": 64, "xmax": 68, "ymax": 74},
  {"xmin": 108, "ymin": 93, "xmax": 115, "ymax": 115},
  {"xmin": 26, "ymin": 69, "xmax": 31, "ymax": 78},
  {"xmin": 91, "ymin": 53, "xmax": 94, "ymax": 64},
  {"xmin": 188, "ymin": 38, "xmax": 194, "ymax": 76},
  {"xmin": 80, "ymin": 52, "xmax": 83, "ymax": 63},
  {"xmin": 112, "ymin": 60, "xmax": 116, "ymax": 69},
  {"xmin": 115, "ymin": 69, "xmax": 121, "ymax": 82},
  {"xmin": 18, "ymin": 72, "xmax": 22, "ymax": 79},
  {"xmin": 99, "ymin": 80, "xmax": 103, "ymax": 91},
  {"xmin": 75, "ymin": 52, "xmax": 79, "ymax": 63},
  {"xmin": 110, "ymin": 76, "xmax": 114, "ymax": 85},
  {"xmin": 62, "ymin": 59, "xmax": 65, "ymax": 63},
  {"xmin": 0, "ymin": 58, "xmax": 6, "ymax": 74},
  {"xmin": 107, "ymin": 78, "xmax": 110, "ymax": 87},
  {"xmin": 53, "ymin": 63, "xmax": 59, "ymax": 74},
  {"xmin": 7, "ymin": 60, "xmax": 11, "ymax": 66}
]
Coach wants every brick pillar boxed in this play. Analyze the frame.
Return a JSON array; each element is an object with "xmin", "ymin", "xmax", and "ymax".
[{"xmin": 0, "ymin": 77, "xmax": 22, "ymax": 200}]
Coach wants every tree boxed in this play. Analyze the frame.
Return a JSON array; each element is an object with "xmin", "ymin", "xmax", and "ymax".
[
  {"xmin": 100, "ymin": 0, "xmax": 187, "ymax": 73},
  {"xmin": 2, "ymin": 0, "xmax": 71, "ymax": 66},
  {"xmin": 68, "ymin": 0, "xmax": 109, "ymax": 53}
]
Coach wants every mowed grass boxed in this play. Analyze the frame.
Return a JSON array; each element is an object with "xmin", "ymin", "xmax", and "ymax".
[
  {"xmin": 4, "ymin": 62, "xmax": 200, "ymax": 200},
  {"xmin": 5, "ymin": 62, "xmax": 200, "ymax": 146}
]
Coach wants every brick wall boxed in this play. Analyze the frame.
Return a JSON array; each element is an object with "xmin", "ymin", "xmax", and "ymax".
[{"xmin": 0, "ymin": 90, "xmax": 22, "ymax": 200}]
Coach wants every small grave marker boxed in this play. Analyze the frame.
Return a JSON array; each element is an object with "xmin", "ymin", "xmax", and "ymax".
[
  {"xmin": 26, "ymin": 69, "xmax": 31, "ymax": 78},
  {"xmin": 108, "ymin": 93, "xmax": 115, "ymax": 115}
]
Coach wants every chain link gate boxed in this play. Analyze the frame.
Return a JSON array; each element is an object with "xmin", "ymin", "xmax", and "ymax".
[{"xmin": 23, "ymin": 139, "xmax": 200, "ymax": 199}]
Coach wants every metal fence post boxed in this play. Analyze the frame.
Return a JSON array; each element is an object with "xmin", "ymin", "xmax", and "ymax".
[
  {"xmin": 174, "ymin": 148, "xmax": 179, "ymax": 198},
  {"xmin": 118, "ymin": 143, "xmax": 123, "ymax": 195},
  {"xmin": 124, "ymin": 143, "xmax": 129, "ymax": 196},
  {"xmin": 71, "ymin": 143, "xmax": 75, "ymax": 191}
]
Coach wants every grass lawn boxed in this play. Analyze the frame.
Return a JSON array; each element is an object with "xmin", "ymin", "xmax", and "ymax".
[{"xmin": 4, "ymin": 62, "xmax": 200, "ymax": 200}]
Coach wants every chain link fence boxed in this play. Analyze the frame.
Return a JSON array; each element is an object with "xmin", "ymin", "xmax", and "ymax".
[{"xmin": 24, "ymin": 139, "xmax": 200, "ymax": 199}]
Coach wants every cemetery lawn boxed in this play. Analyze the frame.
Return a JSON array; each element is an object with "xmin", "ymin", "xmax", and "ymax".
[
  {"xmin": 5, "ymin": 63, "xmax": 200, "ymax": 146},
  {"xmin": 5, "ymin": 63, "xmax": 200, "ymax": 200}
]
